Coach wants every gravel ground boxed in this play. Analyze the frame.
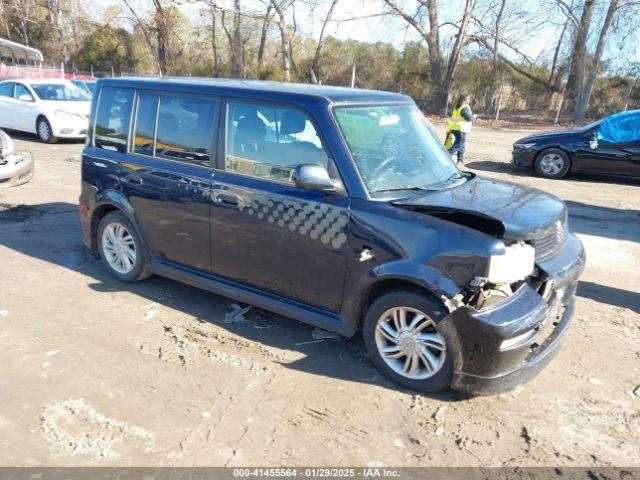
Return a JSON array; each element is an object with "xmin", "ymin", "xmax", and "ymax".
[{"xmin": 0, "ymin": 122, "xmax": 638, "ymax": 467}]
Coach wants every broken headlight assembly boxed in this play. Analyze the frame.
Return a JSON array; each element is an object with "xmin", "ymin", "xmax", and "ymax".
[
  {"xmin": 467, "ymin": 242, "xmax": 536, "ymax": 310},
  {"xmin": 487, "ymin": 242, "xmax": 535, "ymax": 285}
]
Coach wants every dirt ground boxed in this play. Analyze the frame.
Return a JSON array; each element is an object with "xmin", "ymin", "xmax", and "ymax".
[{"xmin": 0, "ymin": 121, "xmax": 638, "ymax": 467}]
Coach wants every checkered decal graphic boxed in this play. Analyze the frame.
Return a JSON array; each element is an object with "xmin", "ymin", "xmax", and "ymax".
[{"xmin": 241, "ymin": 194, "xmax": 348, "ymax": 250}]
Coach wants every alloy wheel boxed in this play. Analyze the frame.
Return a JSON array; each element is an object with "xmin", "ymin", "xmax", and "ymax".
[
  {"xmin": 38, "ymin": 120, "xmax": 51, "ymax": 142},
  {"xmin": 374, "ymin": 306, "xmax": 446, "ymax": 380},
  {"xmin": 101, "ymin": 222, "xmax": 137, "ymax": 274},
  {"xmin": 539, "ymin": 153, "xmax": 565, "ymax": 176}
]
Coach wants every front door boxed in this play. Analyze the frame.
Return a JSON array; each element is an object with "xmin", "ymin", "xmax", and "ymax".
[
  {"xmin": 575, "ymin": 140, "xmax": 640, "ymax": 176},
  {"xmin": 12, "ymin": 83, "xmax": 38, "ymax": 132},
  {"xmin": 210, "ymin": 100, "xmax": 349, "ymax": 312},
  {"xmin": 0, "ymin": 82, "xmax": 17, "ymax": 130},
  {"xmin": 118, "ymin": 90, "xmax": 219, "ymax": 271}
]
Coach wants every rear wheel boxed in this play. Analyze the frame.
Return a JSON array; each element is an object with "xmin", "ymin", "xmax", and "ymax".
[
  {"xmin": 36, "ymin": 117, "xmax": 57, "ymax": 144},
  {"xmin": 363, "ymin": 290, "xmax": 453, "ymax": 392},
  {"xmin": 97, "ymin": 211, "xmax": 149, "ymax": 282},
  {"xmin": 535, "ymin": 148, "xmax": 570, "ymax": 179}
]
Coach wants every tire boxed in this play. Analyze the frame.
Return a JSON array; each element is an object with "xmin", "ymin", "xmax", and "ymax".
[
  {"xmin": 97, "ymin": 211, "xmax": 149, "ymax": 282},
  {"xmin": 534, "ymin": 148, "xmax": 570, "ymax": 179},
  {"xmin": 36, "ymin": 117, "xmax": 57, "ymax": 144},
  {"xmin": 363, "ymin": 290, "xmax": 453, "ymax": 392}
]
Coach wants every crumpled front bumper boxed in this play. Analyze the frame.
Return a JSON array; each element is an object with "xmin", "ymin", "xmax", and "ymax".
[
  {"xmin": 439, "ymin": 233, "xmax": 585, "ymax": 396},
  {"xmin": 0, "ymin": 152, "xmax": 34, "ymax": 188}
]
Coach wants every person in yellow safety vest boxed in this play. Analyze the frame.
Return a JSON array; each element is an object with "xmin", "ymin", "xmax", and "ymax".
[{"xmin": 445, "ymin": 93, "xmax": 475, "ymax": 165}]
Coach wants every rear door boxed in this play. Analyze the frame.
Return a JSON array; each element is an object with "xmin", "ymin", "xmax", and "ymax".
[
  {"xmin": 119, "ymin": 91, "xmax": 219, "ymax": 271},
  {"xmin": 209, "ymin": 99, "xmax": 349, "ymax": 312}
]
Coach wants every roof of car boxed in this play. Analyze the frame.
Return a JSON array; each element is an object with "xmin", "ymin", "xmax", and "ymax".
[
  {"xmin": 0, "ymin": 78, "xmax": 72, "ymax": 85},
  {"xmin": 97, "ymin": 77, "xmax": 413, "ymax": 105}
]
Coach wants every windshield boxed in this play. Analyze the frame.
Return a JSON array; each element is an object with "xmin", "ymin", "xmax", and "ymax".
[
  {"xmin": 32, "ymin": 83, "xmax": 90, "ymax": 101},
  {"xmin": 577, "ymin": 119, "xmax": 602, "ymax": 132},
  {"xmin": 334, "ymin": 104, "xmax": 460, "ymax": 194}
]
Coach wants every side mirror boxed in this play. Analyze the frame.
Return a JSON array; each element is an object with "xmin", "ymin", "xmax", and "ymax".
[
  {"xmin": 293, "ymin": 164, "xmax": 336, "ymax": 192},
  {"xmin": 589, "ymin": 134, "xmax": 598, "ymax": 150},
  {"xmin": 18, "ymin": 94, "xmax": 33, "ymax": 102}
]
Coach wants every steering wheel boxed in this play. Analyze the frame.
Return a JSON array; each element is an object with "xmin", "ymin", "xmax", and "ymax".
[{"xmin": 367, "ymin": 134, "xmax": 402, "ymax": 183}]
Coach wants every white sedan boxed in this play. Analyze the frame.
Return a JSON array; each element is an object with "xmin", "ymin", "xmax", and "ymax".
[{"xmin": 0, "ymin": 78, "xmax": 91, "ymax": 143}]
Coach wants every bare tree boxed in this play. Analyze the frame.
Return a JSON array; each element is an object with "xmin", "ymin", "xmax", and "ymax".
[
  {"xmin": 257, "ymin": 2, "xmax": 273, "ymax": 68},
  {"xmin": 485, "ymin": 0, "xmax": 507, "ymax": 113},
  {"xmin": 210, "ymin": 5, "xmax": 219, "ymax": 75},
  {"xmin": 220, "ymin": 0, "xmax": 244, "ymax": 77},
  {"xmin": 574, "ymin": 0, "xmax": 626, "ymax": 121},
  {"xmin": 310, "ymin": 0, "xmax": 338, "ymax": 83},
  {"xmin": 383, "ymin": 0, "xmax": 475, "ymax": 112},
  {"xmin": 557, "ymin": 0, "xmax": 596, "ymax": 115},
  {"xmin": 120, "ymin": 0, "xmax": 163, "ymax": 73},
  {"xmin": 270, "ymin": 0, "xmax": 294, "ymax": 81}
]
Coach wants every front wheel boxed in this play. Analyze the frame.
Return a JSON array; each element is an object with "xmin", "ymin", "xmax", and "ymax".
[
  {"xmin": 363, "ymin": 290, "xmax": 453, "ymax": 392},
  {"xmin": 97, "ymin": 211, "xmax": 149, "ymax": 282},
  {"xmin": 535, "ymin": 148, "xmax": 570, "ymax": 179},
  {"xmin": 36, "ymin": 117, "xmax": 57, "ymax": 144}
]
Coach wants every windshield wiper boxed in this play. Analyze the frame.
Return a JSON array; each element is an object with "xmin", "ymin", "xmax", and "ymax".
[
  {"xmin": 437, "ymin": 170, "xmax": 465, "ymax": 186},
  {"xmin": 370, "ymin": 186, "xmax": 437, "ymax": 194}
]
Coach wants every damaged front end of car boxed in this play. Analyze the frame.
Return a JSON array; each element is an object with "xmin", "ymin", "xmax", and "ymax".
[
  {"xmin": 396, "ymin": 200, "xmax": 585, "ymax": 395},
  {"xmin": 0, "ymin": 129, "xmax": 34, "ymax": 188}
]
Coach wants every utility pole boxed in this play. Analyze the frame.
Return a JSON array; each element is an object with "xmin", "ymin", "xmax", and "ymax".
[{"xmin": 350, "ymin": 63, "xmax": 356, "ymax": 88}]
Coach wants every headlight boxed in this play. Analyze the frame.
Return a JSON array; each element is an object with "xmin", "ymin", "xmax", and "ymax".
[
  {"xmin": 487, "ymin": 242, "xmax": 535, "ymax": 284},
  {"xmin": 513, "ymin": 143, "xmax": 536, "ymax": 149}
]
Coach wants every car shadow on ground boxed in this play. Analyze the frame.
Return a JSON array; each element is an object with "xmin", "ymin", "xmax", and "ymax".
[
  {"xmin": 0, "ymin": 201, "xmax": 465, "ymax": 401},
  {"xmin": 566, "ymin": 200, "xmax": 640, "ymax": 244},
  {"xmin": 0, "ymin": 128, "xmax": 85, "ymax": 145},
  {"xmin": 576, "ymin": 281, "xmax": 640, "ymax": 314}
]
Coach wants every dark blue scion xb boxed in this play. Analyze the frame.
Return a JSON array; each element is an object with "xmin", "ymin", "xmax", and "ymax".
[{"xmin": 80, "ymin": 77, "xmax": 585, "ymax": 395}]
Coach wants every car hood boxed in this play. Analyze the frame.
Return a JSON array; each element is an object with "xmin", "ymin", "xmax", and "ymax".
[
  {"xmin": 391, "ymin": 176, "xmax": 567, "ymax": 240},
  {"xmin": 516, "ymin": 128, "xmax": 582, "ymax": 144},
  {"xmin": 42, "ymin": 100, "xmax": 91, "ymax": 116}
]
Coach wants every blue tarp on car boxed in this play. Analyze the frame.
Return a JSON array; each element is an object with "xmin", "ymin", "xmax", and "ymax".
[{"xmin": 597, "ymin": 110, "xmax": 640, "ymax": 143}]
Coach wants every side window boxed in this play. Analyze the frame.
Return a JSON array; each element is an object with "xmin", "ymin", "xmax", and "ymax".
[
  {"xmin": 225, "ymin": 101, "xmax": 329, "ymax": 183},
  {"xmin": 0, "ymin": 82, "xmax": 14, "ymax": 98},
  {"xmin": 14, "ymin": 84, "xmax": 33, "ymax": 101},
  {"xmin": 155, "ymin": 95, "xmax": 217, "ymax": 166},
  {"xmin": 94, "ymin": 87, "xmax": 134, "ymax": 153},
  {"xmin": 133, "ymin": 93, "xmax": 158, "ymax": 156}
]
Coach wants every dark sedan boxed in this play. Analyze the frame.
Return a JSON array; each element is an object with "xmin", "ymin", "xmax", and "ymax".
[{"xmin": 512, "ymin": 110, "xmax": 640, "ymax": 179}]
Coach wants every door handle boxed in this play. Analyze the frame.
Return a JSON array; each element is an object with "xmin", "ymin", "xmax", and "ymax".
[{"xmin": 124, "ymin": 174, "xmax": 143, "ymax": 185}]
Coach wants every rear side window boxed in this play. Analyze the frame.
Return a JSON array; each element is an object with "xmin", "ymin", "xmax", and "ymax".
[
  {"xmin": 225, "ymin": 101, "xmax": 329, "ymax": 183},
  {"xmin": 154, "ymin": 95, "xmax": 217, "ymax": 166},
  {"xmin": 15, "ymin": 84, "xmax": 33, "ymax": 101},
  {"xmin": 0, "ymin": 82, "xmax": 14, "ymax": 97},
  {"xmin": 94, "ymin": 87, "xmax": 134, "ymax": 153},
  {"xmin": 133, "ymin": 93, "xmax": 158, "ymax": 156}
]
